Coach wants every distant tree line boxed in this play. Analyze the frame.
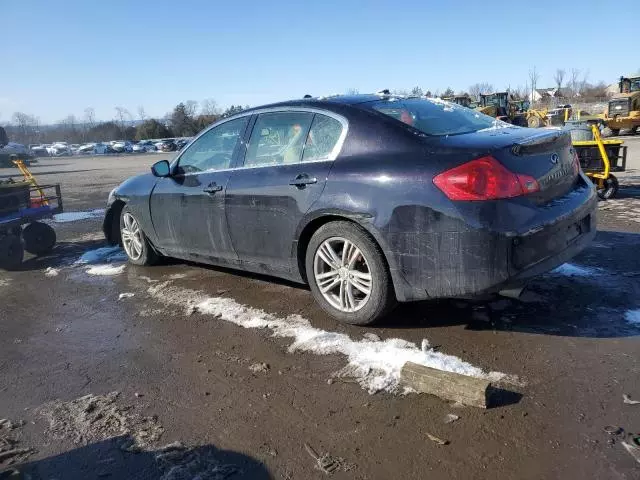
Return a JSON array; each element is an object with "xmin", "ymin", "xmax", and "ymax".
[{"xmin": 2, "ymin": 100, "xmax": 249, "ymax": 146}]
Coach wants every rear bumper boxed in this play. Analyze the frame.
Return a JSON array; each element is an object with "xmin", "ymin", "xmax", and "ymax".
[{"xmin": 387, "ymin": 183, "xmax": 597, "ymax": 301}]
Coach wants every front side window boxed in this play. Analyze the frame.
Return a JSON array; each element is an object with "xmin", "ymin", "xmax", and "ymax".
[
  {"xmin": 302, "ymin": 114, "xmax": 344, "ymax": 162},
  {"xmin": 177, "ymin": 116, "xmax": 248, "ymax": 174},
  {"xmin": 244, "ymin": 112, "xmax": 313, "ymax": 167},
  {"xmin": 368, "ymin": 98, "xmax": 509, "ymax": 136}
]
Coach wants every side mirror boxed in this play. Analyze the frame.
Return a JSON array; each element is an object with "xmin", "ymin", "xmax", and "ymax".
[{"xmin": 151, "ymin": 160, "xmax": 171, "ymax": 177}]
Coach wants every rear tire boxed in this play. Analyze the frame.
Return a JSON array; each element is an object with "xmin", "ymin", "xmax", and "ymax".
[
  {"xmin": 527, "ymin": 116, "xmax": 541, "ymax": 128},
  {"xmin": 0, "ymin": 234, "xmax": 24, "ymax": 270},
  {"xmin": 120, "ymin": 206, "xmax": 159, "ymax": 266},
  {"xmin": 23, "ymin": 221, "xmax": 56, "ymax": 255},
  {"xmin": 632, "ymin": 126, "xmax": 639, "ymax": 135},
  {"xmin": 305, "ymin": 221, "xmax": 396, "ymax": 325},
  {"xmin": 597, "ymin": 175, "xmax": 619, "ymax": 200}
]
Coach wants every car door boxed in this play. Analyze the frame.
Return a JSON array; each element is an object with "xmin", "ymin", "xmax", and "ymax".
[
  {"xmin": 225, "ymin": 110, "xmax": 347, "ymax": 273},
  {"xmin": 149, "ymin": 116, "xmax": 249, "ymax": 260}
]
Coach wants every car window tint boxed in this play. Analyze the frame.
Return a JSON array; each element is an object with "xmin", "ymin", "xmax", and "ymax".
[
  {"xmin": 369, "ymin": 98, "xmax": 508, "ymax": 136},
  {"xmin": 244, "ymin": 112, "xmax": 313, "ymax": 167},
  {"xmin": 302, "ymin": 115, "xmax": 343, "ymax": 162},
  {"xmin": 177, "ymin": 117, "xmax": 248, "ymax": 174}
]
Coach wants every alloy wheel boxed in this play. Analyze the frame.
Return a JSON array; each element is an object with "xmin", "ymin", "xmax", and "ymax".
[
  {"xmin": 313, "ymin": 237, "xmax": 372, "ymax": 312},
  {"xmin": 121, "ymin": 212, "xmax": 144, "ymax": 261}
]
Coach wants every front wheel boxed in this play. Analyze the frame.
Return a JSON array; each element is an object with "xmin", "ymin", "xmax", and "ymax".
[
  {"xmin": 597, "ymin": 175, "xmax": 619, "ymax": 200},
  {"xmin": 120, "ymin": 206, "xmax": 159, "ymax": 266},
  {"xmin": 306, "ymin": 221, "xmax": 396, "ymax": 325}
]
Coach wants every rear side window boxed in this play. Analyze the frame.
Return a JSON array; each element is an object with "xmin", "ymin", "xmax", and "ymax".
[
  {"xmin": 302, "ymin": 115, "xmax": 343, "ymax": 162},
  {"xmin": 244, "ymin": 112, "xmax": 313, "ymax": 167},
  {"xmin": 368, "ymin": 98, "xmax": 505, "ymax": 136}
]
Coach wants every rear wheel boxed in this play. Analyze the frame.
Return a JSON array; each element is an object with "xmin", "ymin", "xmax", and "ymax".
[
  {"xmin": 305, "ymin": 221, "xmax": 396, "ymax": 325},
  {"xmin": 632, "ymin": 126, "xmax": 639, "ymax": 135},
  {"xmin": 527, "ymin": 116, "xmax": 542, "ymax": 128},
  {"xmin": 120, "ymin": 206, "xmax": 159, "ymax": 266},
  {"xmin": 23, "ymin": 221, "xmax": 56, "ymax": 255},
  {"xmin": 0, "ymin": 234, "xmax": 24, "ymax": 270},
  {"xmin": 597, "ymin": 175, "xmax": 619, "ymax": 200}
]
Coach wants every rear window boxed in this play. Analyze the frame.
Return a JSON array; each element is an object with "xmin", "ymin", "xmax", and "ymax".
[{"xmin": 368, "ymin": 97, "xmax": 508, "ymax": 136}]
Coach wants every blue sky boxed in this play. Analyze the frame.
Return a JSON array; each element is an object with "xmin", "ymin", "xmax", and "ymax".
[{"xmin": 1, "ymin": 0, "xmax": 637, "ymax": 124}]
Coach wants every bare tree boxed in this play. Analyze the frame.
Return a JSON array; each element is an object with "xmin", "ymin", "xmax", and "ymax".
[
  {"xmin": 528, "ymin": 66, "xmax": 540, "ymax": 104},
  {"xmin": 569, "ymin": 68, "xmax": 580, "ymax": 97},
  {"xmin": 554, "ymin": 69, "xmax": 566, "ymax": 91},
  {"xmin": 137, "ymin": 106, "xmax": 147, "ymax": 122},
  {"xmin": 468, "ymin": 82, "xmax": 494, "ymax": 100},
  {"xmin": 184, "ymin": 100, "xmax": 199, "ymax": 117},
  {"xmin": 579, "ymin": 70, "xmax": 590, "ymax": 96},
  {"xmin": 513, "ymin": 85, "xmax": 528, "ymax": 100},
  {"xmin": 200, "ymin": 98, "xmax": 219, "ymax": 116},
  {"xmin": 114, "ymin": 106, "xmax": 131, "ymax": 135},
  {"xmin": 84, "ymin": 107, "xmax": 95, "ymax": 129},
  {"xmin": 11, "ymin": 112, "xmax": 39, "ymax": 144}
]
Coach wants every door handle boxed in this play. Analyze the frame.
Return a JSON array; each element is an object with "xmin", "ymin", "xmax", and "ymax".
[
  {"xmin": 203, "ymin": 183, "xmax": 223, "ymax": 194},
  {"xmin": 289, "ymin": 174, "xmax": 318, "ymax": 187}
]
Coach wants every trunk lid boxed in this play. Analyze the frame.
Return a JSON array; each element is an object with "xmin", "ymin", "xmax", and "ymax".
[{"xmin": 438, "ymin": 127, "xmax": 578, "ymax": 203}]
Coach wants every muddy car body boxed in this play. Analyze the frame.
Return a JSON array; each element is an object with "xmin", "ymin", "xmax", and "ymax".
[{"xmin": 104, "ymin": 94, "xmax": 597, "ymax": 324}]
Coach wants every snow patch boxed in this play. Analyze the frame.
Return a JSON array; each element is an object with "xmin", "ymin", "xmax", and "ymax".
[
  {"xmin": 119, "ymin": 292, "xmax": 135, "ymax": 300},
  {"xmin": 147, "ymin": 282, "xmax": 511, "ymax": 394},
  {"xmin": 624, "ymin": 309, "xmax": 640, "ymax": 326},
  {"xmin": 44, "ymin": 267, "xmax": 59, "ymax": 277},
  {"xmin": 86, "ymin": 264, "xmax": 126, "ymax": 276},
  {"xmin": 0, "ymin": 278, "xmax": 9, "ymax": 287},
  {"xmin": 552, "ymin": 263, "xmax": 597, "ymax": 277},
  {"xmin": 76, "ymin": 246, "xmax": 127, "ymax": 265},
  {"xmin": 53, "ymin": 209, "xmax": 105, "ymax": 223}
]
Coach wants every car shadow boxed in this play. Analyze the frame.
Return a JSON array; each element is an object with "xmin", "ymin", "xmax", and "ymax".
[
  {"xmin": 377, "ymin": 230, "xmax": 640, "ymax": 339},
  {"xmin": 15, "ymin": 238, "xmax": 111, "ymax": 272},
  {"xmin": 5, "ymin": 434, "xmax": 272, "ymax": 480}
]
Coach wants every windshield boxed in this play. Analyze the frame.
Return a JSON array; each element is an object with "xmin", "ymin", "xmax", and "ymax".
[{"xmin": 368, "ymin": 97, "xmax": 509, "ymax": 136}]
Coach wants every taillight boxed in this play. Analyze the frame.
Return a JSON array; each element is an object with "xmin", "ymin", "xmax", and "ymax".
[
  {"xmin": 433, "ymin": 156, "xmax": 539, "ymax": 201},
  {"xmin": 572, "ymin": 150, "xmax": 580, "ymax": 175}
]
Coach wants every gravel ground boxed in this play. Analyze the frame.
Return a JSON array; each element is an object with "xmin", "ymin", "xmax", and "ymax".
[{"xmin": 1, "ymin": 142, "xmax": 640, "ymax": 479}]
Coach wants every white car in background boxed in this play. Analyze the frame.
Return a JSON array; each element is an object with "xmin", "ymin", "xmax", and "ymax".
[
  {"xmin": 47, "ymin": 142, "xmax": 71, "ymax": 156},
  {"xmin": 132, "ymin": 140, "xmax": 157, "ymax": 153},
  {"xmin": 112, "ymin": 141, "xmax": 134, "ymax": 153},
  {"xmin": 77, "ymin": 143, "xmax": 96, "ymax": 154}
]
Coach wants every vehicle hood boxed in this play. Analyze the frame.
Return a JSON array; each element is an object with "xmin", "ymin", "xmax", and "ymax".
[{"xmin": 112, "ymin": 172, "xmax": 157, "ymax": 201}]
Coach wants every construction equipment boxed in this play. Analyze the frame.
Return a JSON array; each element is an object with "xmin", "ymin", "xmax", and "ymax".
[
  {"xmin": 600, "ymin": 75, "xmax": 640, "ymax": 137},
  {"xmin": 526, "ymin": 105, "xmax": 573, "ymax": 128},
  {"xmin": 442, "ymin": 94, "xmax": 472, "ymax": 108},
  {"xmin": 0, "ymin": 155, "xmax": 63, "ymax": 269},
  {"xmin": 568, "ymin": 122, "xmax": 627, "ymax": 199},
  {"xmin": 476, "ymin": 92, "xmax": 528, "ymax": 126}
]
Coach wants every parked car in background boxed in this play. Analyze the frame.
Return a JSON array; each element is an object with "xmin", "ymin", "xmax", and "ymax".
[
  {"xmin": 175, "ymin": 138, "xmax": 190, "ymax": 150},
  {"xmin": 157, "ymin": 139, "xmax": 177, "ymax": 152},
  {"xmin": 112, "ymin": 141, "xmax": 134, "ymax": 153},
  {"xmin": 103, "ymin": 94, "xmax": 596, "ymax": 325},
  {"xmin": 76, "ymin": 143, "xmax": 96, "ymax": 154},
  {"xmin": 29, "ymin": 144, "xmax": 49, "ymax": 157},
  {"xmin": 93, "ymin": 143, "xmax": 111, "ymax": 154},
  {"xmin": 47, "ymin": 142, "xmax": 71, "ymax": 156},
  {"xmin": 132, "ymin": 141, "xmax": 157, "ymax": 153}
]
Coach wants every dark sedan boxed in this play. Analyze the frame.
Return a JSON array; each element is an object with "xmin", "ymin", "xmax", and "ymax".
[{"xmin": 104, "ymin": 94, "xmax": 596, "ymax": 325}]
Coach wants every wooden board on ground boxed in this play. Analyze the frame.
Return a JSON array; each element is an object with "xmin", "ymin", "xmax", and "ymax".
[{"xmin": 400, "ymin": 362, "xmax": 491, "ymax": 408}]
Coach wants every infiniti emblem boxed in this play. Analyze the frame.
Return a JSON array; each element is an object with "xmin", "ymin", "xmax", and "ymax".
[{"xmin": 550, "ymin": 153, "xmax": 559, "ymax": 164}]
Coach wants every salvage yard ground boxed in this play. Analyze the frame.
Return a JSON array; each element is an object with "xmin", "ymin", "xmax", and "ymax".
[{"xmin": 2, "ymin": 139, "xmax": 640, "ymax": 479}]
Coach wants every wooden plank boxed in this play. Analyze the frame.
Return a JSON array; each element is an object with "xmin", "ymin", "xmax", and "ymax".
[{"xmin": 400, "ymin": 362, "xmax": 491, "ymax": 408}]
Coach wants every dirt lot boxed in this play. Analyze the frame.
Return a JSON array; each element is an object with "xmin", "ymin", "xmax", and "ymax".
[{"xmin": 2, "ymin": 140, "xmax": 640, "ymax": 479}]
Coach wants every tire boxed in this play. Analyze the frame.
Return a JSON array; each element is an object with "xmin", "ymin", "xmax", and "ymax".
[
  {"xmin": 305, "ymin": 221, "xmax": 396, "ymax": 325},
  {"xmin": 23, "ymin": 221, "xmax": 56, "ymax": 255},
  {"xmin": 597, "ymin": 175, "xmax": 619, "ymax": 200},
  {"xmin": 527, "ymin": 116, "xmax": 541, "ymax": 128},
  {"xmin": 119, "ymin": 206, "xmax": 159, "ymax": 266},
  {"xmin": 602, "ymin": 127, "xmax": 620, "ymax": 138},
  {"xmin": 0, "ymin": 234, "xmax": 24, "ymax": 270},
  {"xmin": 632, "ymin": 126, "xmax": 639, "ymax": 135}
]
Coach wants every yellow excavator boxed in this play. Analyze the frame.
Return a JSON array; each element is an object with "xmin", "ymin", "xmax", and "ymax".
[{"xmin": 600, "ymin": 75, "xmax": 640, "ymax": 136}]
